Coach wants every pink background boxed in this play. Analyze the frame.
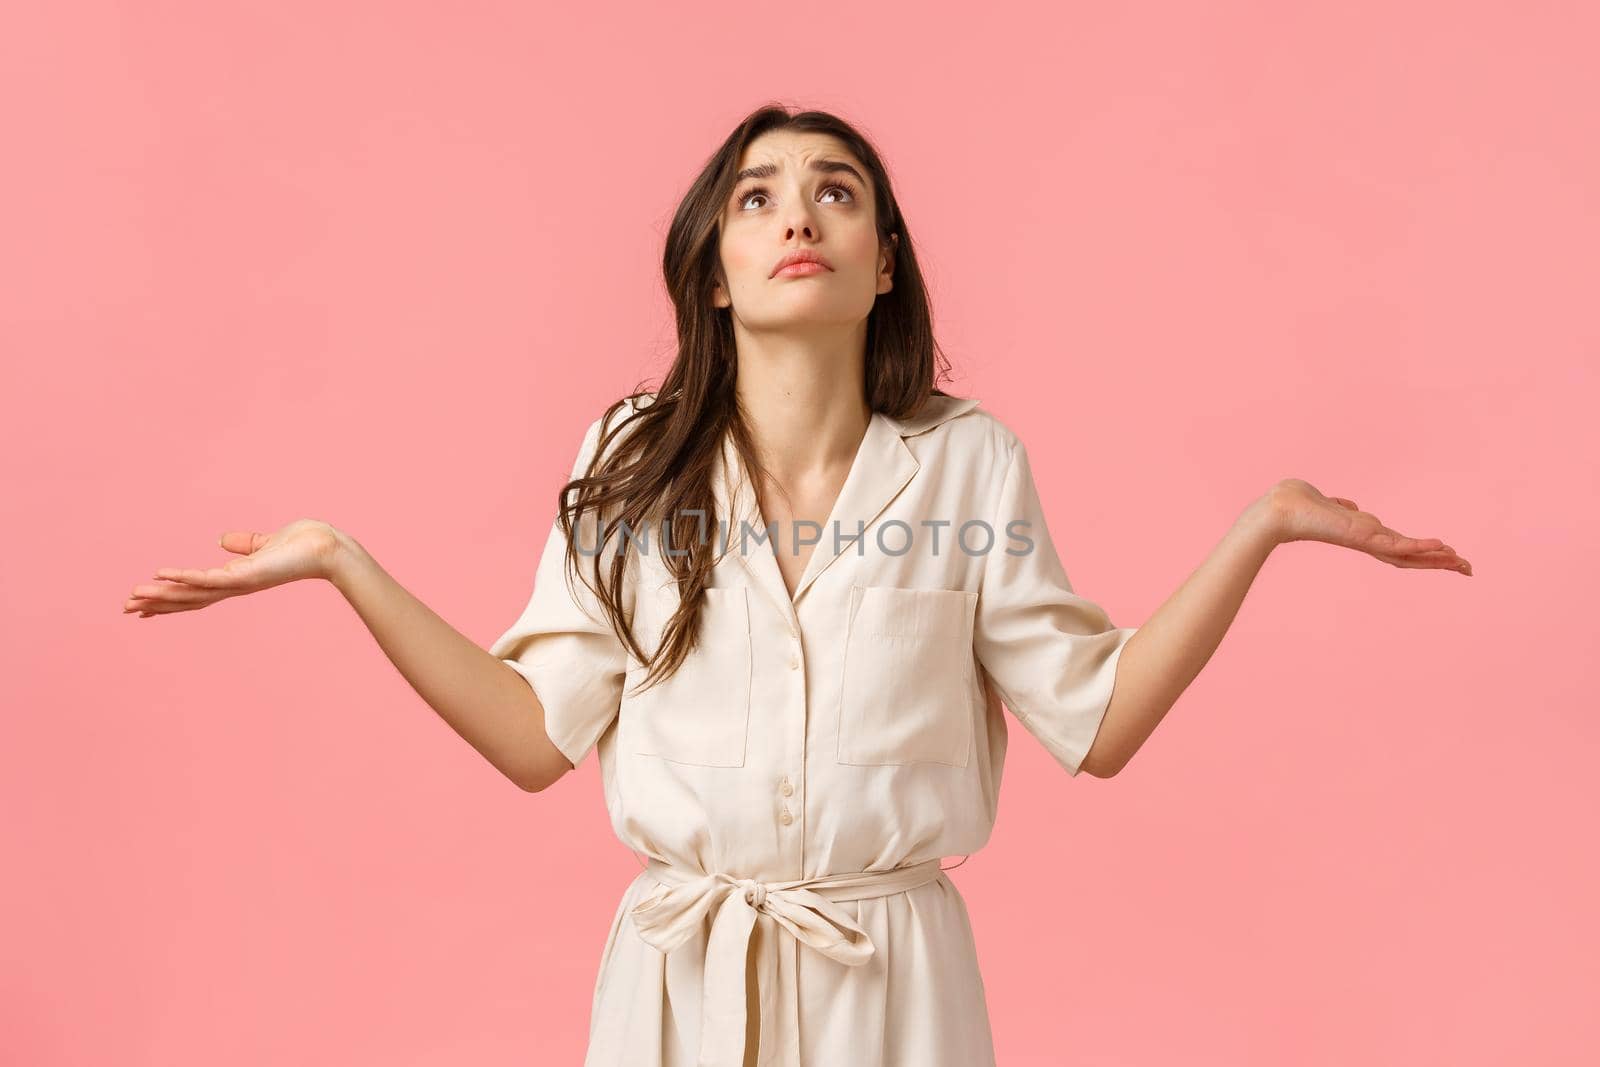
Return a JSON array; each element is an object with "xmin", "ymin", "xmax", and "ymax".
[{"xmin": 4, "ymin": 2, "xmax": 1594, "ymax": 1063}]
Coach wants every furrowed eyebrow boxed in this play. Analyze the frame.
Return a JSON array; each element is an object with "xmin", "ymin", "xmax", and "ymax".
[{"xmin": 732, "ymin": 158, "xmax": 869, "ymax": 189}]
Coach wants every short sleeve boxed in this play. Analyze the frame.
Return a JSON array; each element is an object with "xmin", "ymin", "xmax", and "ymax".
[
  {"xmin": 486, "ymin": 416, "xmax": 630, "ymax": 770},
  {"xmin": 973, "ymin": 439, "xmax": 1138, "ymax": 776}
]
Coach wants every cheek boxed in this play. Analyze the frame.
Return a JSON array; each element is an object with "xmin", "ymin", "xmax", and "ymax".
[
  {"xmin": 840, "ymin": 228, "xmax": 883, "ymax": 271},
  {"xmin": 722, "ymin": 240, "xmax": 758, "ymax": 281}
]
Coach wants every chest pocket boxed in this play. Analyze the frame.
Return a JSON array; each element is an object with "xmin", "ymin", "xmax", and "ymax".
[
  {"xmin": 624, "ymin": 585, "xmax": 752, "ymax": 768},
  {"xmin": 836, "ymin": 584, "xmax": 979, "ymax": 768}
]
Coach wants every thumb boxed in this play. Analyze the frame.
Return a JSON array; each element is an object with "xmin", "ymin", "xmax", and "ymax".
[{"xmin": 218, "ymin": 531, "xmax": 266, "ymax": 555}]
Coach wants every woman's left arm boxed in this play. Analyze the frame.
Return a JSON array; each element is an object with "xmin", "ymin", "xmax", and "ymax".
[{"xmin": 1081, "ymin": 478, "xmax": 1472, "ymax": 777}]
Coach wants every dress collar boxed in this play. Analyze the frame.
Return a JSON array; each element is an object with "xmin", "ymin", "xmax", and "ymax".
[
  {"xmin": 877, "ymin": 393, "xmax": 982, "ymax": 437},
  {"xmin": 708, "ymin": 393, "xmax": 979, "ymax": 628}
]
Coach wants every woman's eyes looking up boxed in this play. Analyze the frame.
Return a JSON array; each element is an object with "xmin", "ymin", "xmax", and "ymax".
[{"xmin": 735, "ymin": 180, "xmax": 858, "ymax": 212}]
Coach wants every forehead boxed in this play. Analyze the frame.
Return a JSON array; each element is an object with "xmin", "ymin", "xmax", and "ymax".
[{"xmin": 735, "ymin": 130, "xmax": 866, "ymax": 178}]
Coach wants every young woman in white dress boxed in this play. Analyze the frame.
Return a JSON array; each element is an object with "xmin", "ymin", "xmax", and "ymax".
[{"xmin": 123, "ymin": 105, "xmax": 1472, "ymax": 1067}]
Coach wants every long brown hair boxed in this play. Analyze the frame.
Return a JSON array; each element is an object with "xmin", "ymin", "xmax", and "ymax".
[{"xmin": 557, "ymin": 103, "xmax": 961, "ymax": 692}]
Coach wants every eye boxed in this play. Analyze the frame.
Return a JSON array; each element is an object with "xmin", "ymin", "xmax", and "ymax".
[
  {"xmin": 735, "ymin": 179, "xmax": 860, "ymax": 212},
  {"xmin": 819, "ymin": 180, "xmax": 856, "ymax": 204}
]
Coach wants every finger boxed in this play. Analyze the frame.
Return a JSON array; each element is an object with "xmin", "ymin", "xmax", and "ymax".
[
  {"xmin": 133, "ymin": 579, "xmax": 217, "ymax": 602},
  {"xmin": 1368, "ymin": 550, "xmax": 1436, "ymax": 570},
  {"xmin": 1370, "ymin": 550, "xmax": 1472, "ymax": 574},
  {"xmin": 126, "ymin": 596, "xmax": 193, "ymax": 614},
  {"xmin": 127, "ymin": 582, "xmax": 214, "ymax": 606},
  {"xmin": 125, "ymin": 586, "xmax": 228, "ymax": 612},
  {"xmin": 131, "ymin": 598, "xmax": 206, "ymax": 616},
  {"xmin": 1407, "ymin": 548, "xmax": 1471, "ymax": 568},
  {"xmin": 152, "ymin": 565, "xmax": 249, "ymax": 589},
  {"xmin": 1401, "ymin": 537, "xmax": 1452, "ymax": 556},
  {"xmin": 1368, "ymin": 517, "xmax": 1451, "ymax": 553},
  {"xmin": 1369, "ymin": 553, "xmax": 1442, "ymax": 570},
  {"xmin": 1369, "ymin": 527, "xmax": 1447, "ymax": 553},
  {"xmin": 1394, "ymin": 544, "xmax": 1471, "ymax": 566},
  {"xmin": 1330, "ymin": 497, "xmax": 1359, "ymax": 510}
]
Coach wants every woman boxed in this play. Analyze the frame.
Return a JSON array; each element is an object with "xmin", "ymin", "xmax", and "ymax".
[{"xmin": 123, "ymin": 105, "xmax": 1471, "ymax": 1066}]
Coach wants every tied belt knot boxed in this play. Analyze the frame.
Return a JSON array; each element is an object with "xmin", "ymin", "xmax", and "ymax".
[{"xmin": 630, "ymin": 857, "xmax": 945, "ymax": 1067}]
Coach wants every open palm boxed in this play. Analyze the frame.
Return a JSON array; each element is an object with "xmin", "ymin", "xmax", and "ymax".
[
  {"xmin": 1268, "ymin": 478, "xmax": 1472, "ymax": 575},
  {"xmin": 123, "ymin": 519, "xmax": 342, "ymax": 617}
]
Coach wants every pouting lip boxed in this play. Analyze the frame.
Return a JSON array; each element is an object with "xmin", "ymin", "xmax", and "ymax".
[{"xmin": 770, "ymin": 249, "xmax": 833, "ymax": 277}]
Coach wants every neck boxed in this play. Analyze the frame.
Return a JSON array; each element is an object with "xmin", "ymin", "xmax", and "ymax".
[{"xmin": 732, "ymin": 328, "xmax": 871, "ymax": 481}]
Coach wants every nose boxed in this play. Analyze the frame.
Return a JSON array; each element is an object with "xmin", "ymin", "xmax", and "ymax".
[{"xmin": 782, "ymin": 190, "xmax": 819, "ymax": 240}]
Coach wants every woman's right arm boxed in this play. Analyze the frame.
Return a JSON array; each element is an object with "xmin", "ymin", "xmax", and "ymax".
[
  {"xmin": 125, "ymin": 519, "xmax": 572, "ymax": 793},
  {"xmin": 326, "ymin": 528, "xmax": 573, "ymax": 793}
]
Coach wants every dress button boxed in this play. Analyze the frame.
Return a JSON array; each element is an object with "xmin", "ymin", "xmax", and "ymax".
[
  {"xmin": 788, "ymin": 654, "xmax": 800, "ymax": 670},
  {"xmin": 780, "ymin": 777, "xmax": 793, "ymax": 796},
  {"xmin": 780, "ymin": 808, "xmax": 793, "ymax": 825}
]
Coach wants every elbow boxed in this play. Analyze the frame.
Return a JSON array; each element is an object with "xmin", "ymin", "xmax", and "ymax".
[
  {"xmin": 1077, "ymin": 746, "xmax": 1127, "ymax": 779},
  {"xmin": 518, "ymin": 766, "xmax": 558, "ymax": 793},
  {"xmin": 1077, "ymin": 756, "xmax": 1111, "ymax": 779},
  {"xmin": 517, "ymin": 752, "xmax": 576, "ymax": 793},
  {"xmin": 510, "ymin": 757, "xmax": 553, "ymax": 793}
]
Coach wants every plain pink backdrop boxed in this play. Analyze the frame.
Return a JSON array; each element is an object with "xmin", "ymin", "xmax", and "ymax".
[{"xmin": 3, "ymin": 1, "xmax": 1594, "ymax": 1064}]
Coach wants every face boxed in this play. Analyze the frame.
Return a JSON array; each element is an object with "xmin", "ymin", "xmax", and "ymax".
[{"xmin": 711, "ymin": 130, "xmax": 896, "ymax": 333}]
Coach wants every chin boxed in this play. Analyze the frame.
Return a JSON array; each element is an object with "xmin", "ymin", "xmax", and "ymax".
[{"xmin": 761, "ymin": 308, "xmax": 863, "ymax": 331}]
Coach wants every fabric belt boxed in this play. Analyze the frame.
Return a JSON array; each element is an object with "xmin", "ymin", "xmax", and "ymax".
[{"xmin": 630, "ymin": 857, "xmax": 945, "ymax": 1067}]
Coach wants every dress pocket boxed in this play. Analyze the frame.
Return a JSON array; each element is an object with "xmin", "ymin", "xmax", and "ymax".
[
  {"xmin": 624, "ymin": 585, "xmax": 752, "ymax": 768},
  {"xmin": 835, "ymin": 584, "xmax": 978, "ymax": 767}
]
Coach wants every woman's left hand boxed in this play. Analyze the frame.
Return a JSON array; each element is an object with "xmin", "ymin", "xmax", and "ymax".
[{"xmin": 1258, "ymin": 478, "xmax": 1473, "ymax": 575}]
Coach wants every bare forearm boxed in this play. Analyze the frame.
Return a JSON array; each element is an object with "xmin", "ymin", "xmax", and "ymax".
[
  {"xmin": 1081, "ymin": 495, "xmax": 1280, "ymax": 776},
  {"xmin": 325, "ymin": 529, "xmax": 565, "ymax": 792}
]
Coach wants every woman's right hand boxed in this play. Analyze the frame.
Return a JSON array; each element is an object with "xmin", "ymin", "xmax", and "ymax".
[{"xmin": 124, "ymin": 519, "xmax": 346, "ymax": 618}]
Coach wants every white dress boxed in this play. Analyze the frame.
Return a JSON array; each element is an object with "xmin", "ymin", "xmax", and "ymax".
[{"xmin": 489, "ymin": 393, "xmax": 1138, "ymax": 1066}]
